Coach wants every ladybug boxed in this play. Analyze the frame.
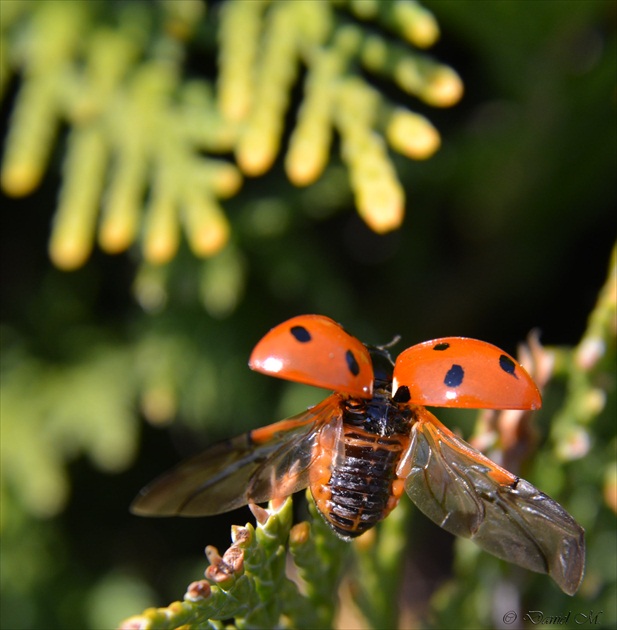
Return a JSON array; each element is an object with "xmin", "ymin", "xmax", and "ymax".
[{"xmin": 132, "ymin": 315, "xmax": 585, "ymax": 595}]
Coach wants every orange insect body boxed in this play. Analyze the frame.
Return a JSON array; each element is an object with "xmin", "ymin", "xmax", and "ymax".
[
  {"xmin": 132, "ymin": 315, "xmax": 585, "ymax": 595},
  {"xmin": 309, "ymin": 392, "xmax": 413, "ymax": 539}
]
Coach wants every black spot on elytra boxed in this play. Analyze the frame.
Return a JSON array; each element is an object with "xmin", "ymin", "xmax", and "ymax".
[
  {"xmin": 499, "ymin": 354, "xmax": 518, "ymax": 378},
  {"xmin": 444, "ymin": 364, "xmax": 464, "ymax": 388},
  {"xmin": 393, "ymin": 385, "xmax": 411, "ymax": 403},
  {"xmin": 346, "ymin": 349, "xmax": 360, "ymax": 376},
  {"xmin": 433, "ymin": 342, "xmax": 450, "ymax": 351},
  {"xmin": 290, "ymin": 325, "xmax": 311, "ymax": 343}
]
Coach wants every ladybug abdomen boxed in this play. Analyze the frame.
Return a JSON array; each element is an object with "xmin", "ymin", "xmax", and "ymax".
[{"xmin": 310, "ymin": 426, "xmax": 409, "ymax": 539}]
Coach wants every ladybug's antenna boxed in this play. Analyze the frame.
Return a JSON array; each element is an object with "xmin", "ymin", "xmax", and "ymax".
[{"xmin": 381, "ymin": 334, "xmax": 401, "ymax": 350}]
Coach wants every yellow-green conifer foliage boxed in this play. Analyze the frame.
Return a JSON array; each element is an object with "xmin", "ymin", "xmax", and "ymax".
[{"xmin": 1, "ymin": 0, "xmax": 461, "ymax": 269}]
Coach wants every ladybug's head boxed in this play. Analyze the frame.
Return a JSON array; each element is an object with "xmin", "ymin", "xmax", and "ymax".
[{"xmin": 367, "ymin": 345, "xmax": 395, "ymax": 391}]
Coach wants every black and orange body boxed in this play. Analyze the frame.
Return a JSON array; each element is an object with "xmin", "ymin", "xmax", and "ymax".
[
  {"xmin": 309, "ymin": 348, "xmax": 413, "ymax": 538},
  {"xmin": 132, "ymin": 315, "xmax": 585, "ymax": 595}
]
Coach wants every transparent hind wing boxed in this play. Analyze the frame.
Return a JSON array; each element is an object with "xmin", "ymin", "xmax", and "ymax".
[
  {"xmin": 404, "ymin": 407, "xmax": 585, "ymax": 595},
  {"xmin": 131, "ymin": 394, "xmax": 343, "ymax": 517}
]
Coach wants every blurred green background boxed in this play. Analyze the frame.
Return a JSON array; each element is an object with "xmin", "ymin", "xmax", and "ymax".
[{"xmin": 1, "ymin": 1, "xmax": 615, "ymax": 629}]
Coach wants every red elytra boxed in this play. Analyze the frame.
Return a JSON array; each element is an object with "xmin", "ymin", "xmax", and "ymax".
[
  {"xmin": 251, "ymin": 315, "xmax": 541, "ymax": 411},
  {"xmin": 249, "ymin": 314, "xmax": 374, "ymax": 398},
  {"xmin": 392, "ymin": 337, "xmax": 542, "ymax": 410}
]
